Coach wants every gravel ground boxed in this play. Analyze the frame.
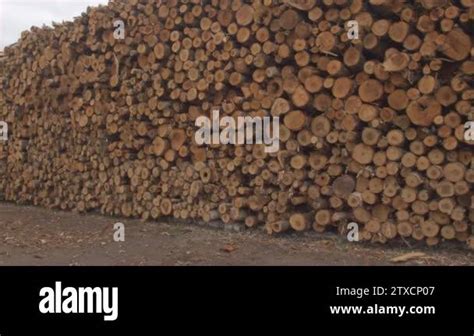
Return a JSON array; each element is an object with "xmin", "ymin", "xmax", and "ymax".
[{"xmin": 0, "ymin": 203, "xmax": 472, "ymax": 266}]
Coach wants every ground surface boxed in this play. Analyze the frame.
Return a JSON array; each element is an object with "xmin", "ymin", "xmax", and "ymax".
[{"xmin": 0, "ymin": 203, "xmax": 472, "ymax": 266}]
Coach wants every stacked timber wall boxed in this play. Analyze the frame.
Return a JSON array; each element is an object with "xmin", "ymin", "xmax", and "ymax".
[{"xmin": 0, "ymin": 0, "xmax": 473, "ymax": 247}]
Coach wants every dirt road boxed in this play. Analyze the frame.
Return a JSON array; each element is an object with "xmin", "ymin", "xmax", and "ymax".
[{"xmin": 0, "ymin": 203, "xmax": 472, "ymax": 266}]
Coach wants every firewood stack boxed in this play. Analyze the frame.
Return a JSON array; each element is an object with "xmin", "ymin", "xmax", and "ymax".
[
  {"xmin": 0, "ymin": 0, "xmax": 473, "ymax": 247},
  {"xmin": 0, "ymin": 50, "xmax": 7, "ymax": 200}
]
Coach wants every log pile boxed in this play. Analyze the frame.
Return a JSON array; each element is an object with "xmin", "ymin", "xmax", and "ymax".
[
  {"xmin": 0, "ymin": 50, "xmax": 7, "ymax": 199},
  {"xmin": 0, "ymin": 0, "xmax": 473, "ymax": 247}
]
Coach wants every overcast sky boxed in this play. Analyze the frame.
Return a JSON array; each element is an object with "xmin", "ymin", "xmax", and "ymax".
[{"xmin": 0, "ymin": 0, "xmax": 109, "ymax": 49}]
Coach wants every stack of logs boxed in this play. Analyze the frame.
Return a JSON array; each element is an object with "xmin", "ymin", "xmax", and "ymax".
[
  {"xmin": 0, "ymin": 50, "xmax": 7, "ymax": 199},
  {"xmin": 0, "ymin": 0, "xmax": 473, "ymax": 247}
]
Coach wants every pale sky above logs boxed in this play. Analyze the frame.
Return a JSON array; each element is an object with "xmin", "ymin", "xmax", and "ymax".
[{"xmin": 0, "ymin": 0, "xmax": 108, "ymax": 49}]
